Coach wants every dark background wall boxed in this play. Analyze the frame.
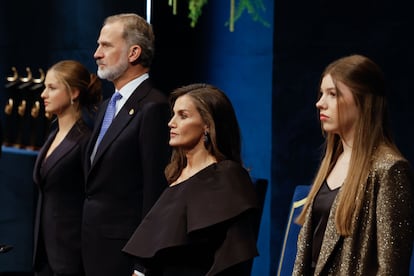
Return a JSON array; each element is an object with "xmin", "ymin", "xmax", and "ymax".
[
  {"xmin": 272, "ymin": 0, "xmax": 414, "ymax": 275},
  {"xmin": 0, "ymin": 1, "xmax": 274, "ymax": 275},
  {"xmin": 1, "ymin": 0, "xmax": 413, "ymax": 275},
  {"xmin": 187, "ymin": 2, "xmax": 274, "ymax": 275}
]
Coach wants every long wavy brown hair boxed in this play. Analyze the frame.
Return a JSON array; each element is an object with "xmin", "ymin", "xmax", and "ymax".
[{"xmin": 164, "ymin": 83, "xmax": 242, "ymax": 184}]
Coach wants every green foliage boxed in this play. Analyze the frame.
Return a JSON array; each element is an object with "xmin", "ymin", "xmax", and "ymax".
[
  {"xmin": 188, "ymin": 0, "xmax": 209, "ymax": 28},
  {"xmin": 229, "ymin": 0, "xmax": 270, "ymax": 29},
  {"xmin": 170, "ymin": 0, "xmax": 269, "ymax": 31}
]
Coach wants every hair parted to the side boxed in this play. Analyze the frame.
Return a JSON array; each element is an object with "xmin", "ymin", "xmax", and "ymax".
[
  {"xmin": 104, "ymin": 13, "xmax": 155, "ymax": 68},
  {"xmin": 295, "ymin": 54, "xmax": 401, "ymax": 236},
  {"xmin": 164, "ymin": 83, "xmax": 242, "ymax": 184},
  {"xmin": 49, "ymin": 60, "xmax": 102, "ymax": 113}
]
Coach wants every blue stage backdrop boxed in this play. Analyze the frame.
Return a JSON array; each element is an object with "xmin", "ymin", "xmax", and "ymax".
[
  {"xmin": 191, "ymin": 2, "xmax": 274, "ymax": 275},
  {"xmin": 0, "ymin": 1, "xmax": 274, "ymax": 275},
  {"xmin": 2, "ymin": 1, "xmax": 414, "ymax": 276}
]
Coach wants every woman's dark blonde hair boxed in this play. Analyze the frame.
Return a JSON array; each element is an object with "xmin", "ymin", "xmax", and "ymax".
[
  {"xmin": 49, "ymin": 60, "xmax": 102, "ymax": 113},
  {"xmin": 164, "ymin": 83, "xmax": 242, "ymax": 184},
  {"xmin": 296, "ymin": 54, "xmax": 400, "ymax": 235}
]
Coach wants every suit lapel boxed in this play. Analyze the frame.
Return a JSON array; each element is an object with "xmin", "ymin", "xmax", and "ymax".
[
  {"xmin": 33, "ymin": 128, "xmax": 57, "ymax": 185},
  {"xmin": 87, "ymin": 98, "xmax": 109, "ymax": 154},
  {"xmin": 36, "ymin": 122, "xmax": 84, "ymax": 186},
  {"xmin": 90, "ymin": 79, "xmax": 152, "ymax": 167}
]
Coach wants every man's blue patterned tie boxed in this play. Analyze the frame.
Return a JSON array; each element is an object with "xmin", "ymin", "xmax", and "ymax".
[{"xmin": 95, "ymin": 91, "xmax": 122, "ymax": 147}]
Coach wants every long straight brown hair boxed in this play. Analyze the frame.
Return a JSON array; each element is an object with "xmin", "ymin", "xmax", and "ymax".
[{"xmin": 296, "ymin": 54, "xmax": 400, "ymax": 235}]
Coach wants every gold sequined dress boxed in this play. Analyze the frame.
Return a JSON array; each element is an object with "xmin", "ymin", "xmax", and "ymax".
[{"xmin": 293, "ymin": 148, "xmax": 414, "ymax": 276}]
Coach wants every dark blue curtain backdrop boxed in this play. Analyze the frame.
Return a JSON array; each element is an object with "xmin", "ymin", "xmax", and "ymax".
[
  {"xmin": 0, "ymin": 1, "xmax": 274, "ymax": 275},
  {"xmin": 184, "ymin": 2, "xmax": 274, "ymax": 275},
  {"xmin": 1, "ymin": 1, "xmax": 414, "ymax": 276}
]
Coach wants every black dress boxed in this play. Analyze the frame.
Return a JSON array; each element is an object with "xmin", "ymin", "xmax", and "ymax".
[
  {"xmin": 311, "ymin": 181, "xmax": 340, "ymax": 270},
  {"xmin": 123, "ymin": 160, "xmax": 259, "ymax": 276}
]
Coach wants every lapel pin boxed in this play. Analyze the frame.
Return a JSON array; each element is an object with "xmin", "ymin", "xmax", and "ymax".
[{"xmin": 129, "ymin": 109, "xmax": 135, "ymax": 115}]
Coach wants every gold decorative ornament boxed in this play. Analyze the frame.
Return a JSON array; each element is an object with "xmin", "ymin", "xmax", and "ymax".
[
  {"xmin": 18, "ymin": 100, "xmax": 27, "ymax": 117},
  {"xmin": 6, "ymin": 67, "xmax": 18, "ymax": 82},
  {"xmin": 4, "ymin": 98, "xmax": 14, "ymax": 115},
  {"xmin": 31, "ymin": 101, "xmax": 40, "ymax": 118},
  {"xmin": 19, "ymin": 67, "xmax": 32, "ymax": 83},
  {"xmin": 33, "ymin": 68, "xmax": 45, "ymax": 84}
]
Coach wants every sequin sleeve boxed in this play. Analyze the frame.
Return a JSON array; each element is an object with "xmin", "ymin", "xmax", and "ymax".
[{"xmin": 375, "ymin": 159, "xmax": 414, "ymax": 275}]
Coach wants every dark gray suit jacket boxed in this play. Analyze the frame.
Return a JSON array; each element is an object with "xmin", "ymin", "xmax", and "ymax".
[{"xmin": 82, "ymin": 79, "xmax": 171, "ymax": 276}]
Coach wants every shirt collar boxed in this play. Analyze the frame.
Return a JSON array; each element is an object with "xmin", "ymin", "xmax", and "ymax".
[{"xmin": 118, "ymin": 73, "xmax": 149, "ymax": 99}]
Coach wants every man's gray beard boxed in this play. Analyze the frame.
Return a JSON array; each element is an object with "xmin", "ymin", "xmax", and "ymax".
[{"xmin": 97, "ymin": 61, "xmax": 128, "ymax": 81}]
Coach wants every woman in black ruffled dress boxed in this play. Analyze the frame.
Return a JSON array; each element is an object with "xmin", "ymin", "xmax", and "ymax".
[{"xmin": 123, "ymin": 83, "xmax": 259, "ymax": 276}]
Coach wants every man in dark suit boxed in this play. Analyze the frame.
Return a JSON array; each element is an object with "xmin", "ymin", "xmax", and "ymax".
[{"xmin": 82, "ymin": 13, "xmax": 171, "ymax": 276}]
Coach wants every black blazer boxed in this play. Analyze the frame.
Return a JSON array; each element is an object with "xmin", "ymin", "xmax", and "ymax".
[
  {"xmin": 33, "ymin": 120, "xmax": 90, "ymax": 274},
  {"xmin": 82, "ymin": 79, "xmax": 171, "ymax": 276}
]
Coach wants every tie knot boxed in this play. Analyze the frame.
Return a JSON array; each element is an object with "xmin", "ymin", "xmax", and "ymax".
[{"xmin": 111, "ymin": 91, "xmax": 122, "ymax": 102}]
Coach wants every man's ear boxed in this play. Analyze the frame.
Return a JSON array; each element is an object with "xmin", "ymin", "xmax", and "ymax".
[{"xmin": 129, "ymin": 45, "xmax": 142, "ymax": 62}]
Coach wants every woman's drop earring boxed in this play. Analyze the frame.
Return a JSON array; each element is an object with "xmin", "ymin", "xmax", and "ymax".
[{"xmin": 204, "ymin": 131, "xmax": 210, "ymax": 144}]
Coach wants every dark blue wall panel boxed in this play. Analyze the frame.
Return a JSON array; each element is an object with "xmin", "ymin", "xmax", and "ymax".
[
  {"xmin": 0, "ymin": 1, "xmax": 274, "ymax": 274},
  {"xmin": 2, "ymin": 1, "xmax": 413, "ymax": 276},
  {"xmin": 192, "ymin": 2, "xmax": 274, "ymax": 275}
]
